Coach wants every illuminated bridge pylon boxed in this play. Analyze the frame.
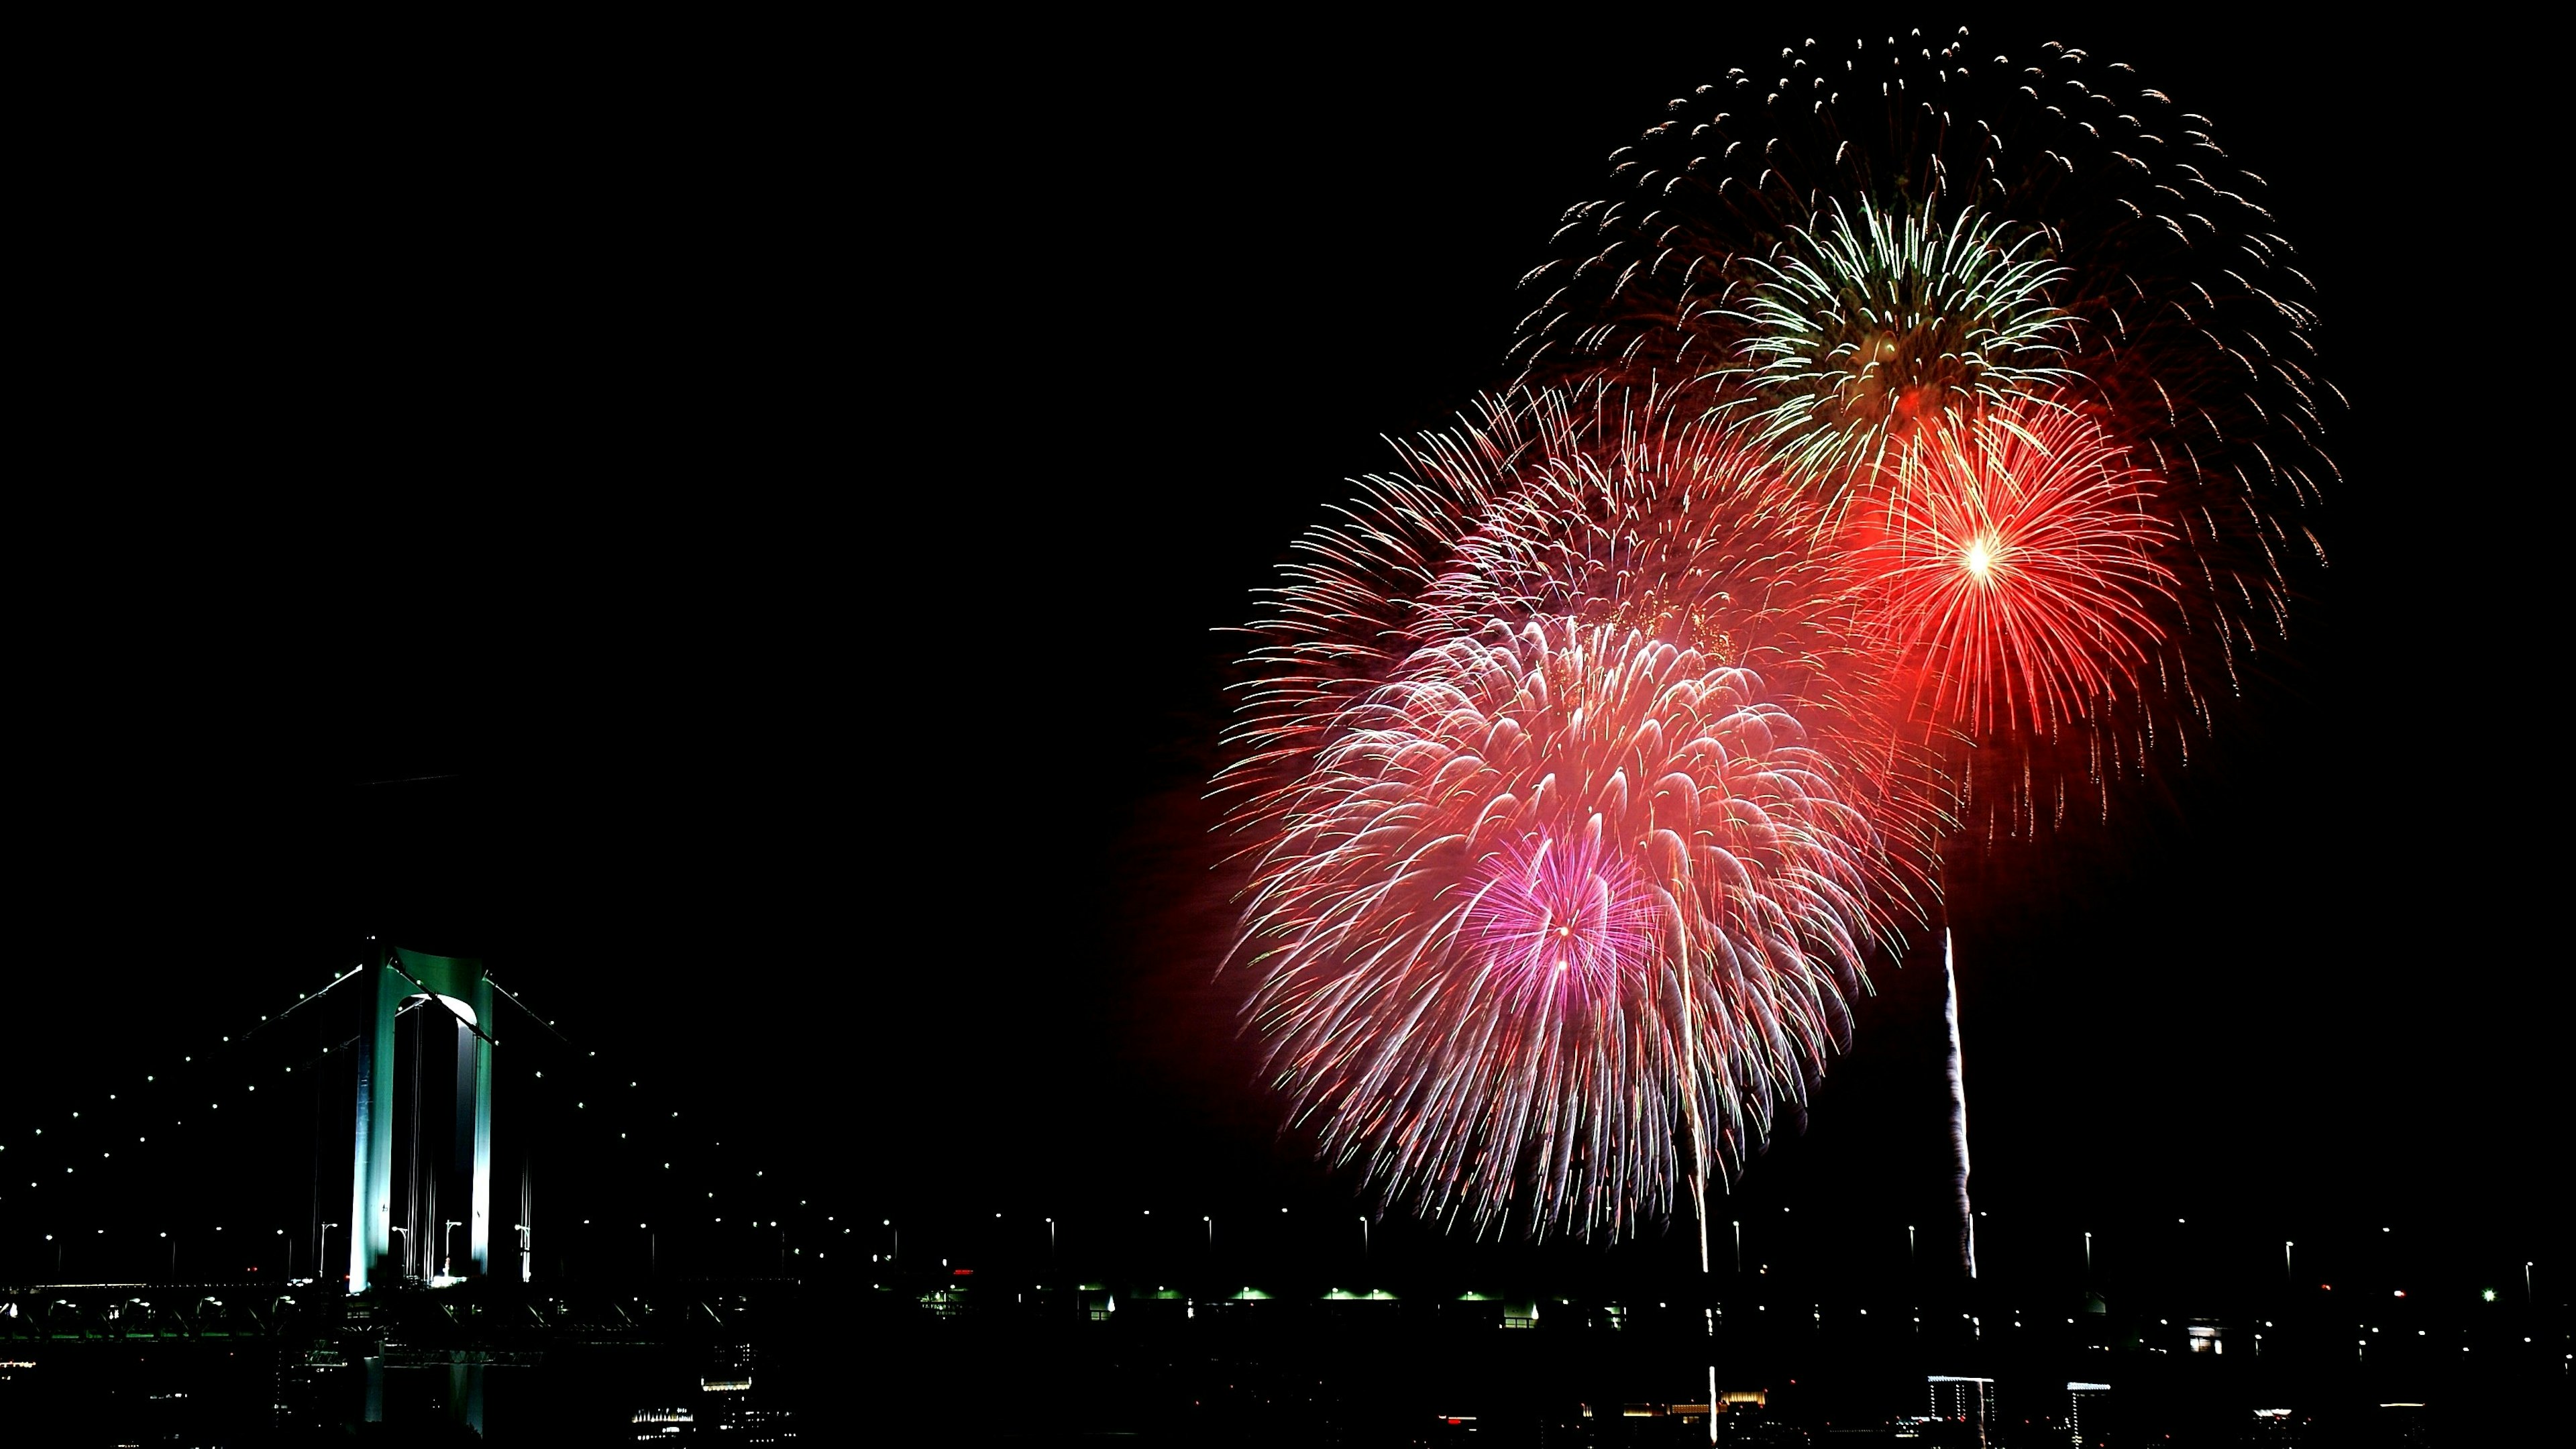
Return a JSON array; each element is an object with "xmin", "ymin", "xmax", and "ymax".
[{"xmin": 347, "ymin": 947, "xmax": 494, "ymax": 1295}]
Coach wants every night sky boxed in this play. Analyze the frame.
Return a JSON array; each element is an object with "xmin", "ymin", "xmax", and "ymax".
[{"xmin": 17, "ymin": 19, "xmax": 2559, "ymax": 1288}]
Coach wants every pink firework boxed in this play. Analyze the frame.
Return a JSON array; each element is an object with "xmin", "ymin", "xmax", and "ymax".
[{"xmin": 1464, "ymin": 822, "xmax": 1658, "ymax": 1005}]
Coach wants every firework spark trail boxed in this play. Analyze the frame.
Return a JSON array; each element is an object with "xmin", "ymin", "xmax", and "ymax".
[
  {"xmin": 1716, "ymin": 199, "xmax": 2079, "ymax": 493},
  {"xmin": 1226, "ymin": 390, "xmax": 1910, "ymax": 1236},
  {"xmin": 1509, "ymin": 27, "xmax": 2334, "ymax": 837},
  {"xmin": 1240, "ymin": 618, "xmax": 1881, "ymax": 1234},
  {"xmin": 1228, "ymin": 388, "xmax": 1932, "ymax": 857},
  {"xmin": 1464, "ymin": 825, "xmax": 1660, "ymax": 1002},
  {"xmin": 1850, "ymin": 398, "xmax": 2177, "ymax": 738},
  {"xmin": 1515, "ymin": 30, "xmax": 2334, "ymax": 540}
]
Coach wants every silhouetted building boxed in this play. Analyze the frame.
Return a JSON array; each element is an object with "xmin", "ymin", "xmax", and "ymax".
[
  {"xmin": 2068, "ymin": 1382, "xmax": 2111, "ymax": 1447},
  {"xmin": 1927, "ymin": 1375, "xmax": 1992, "ymax": 1444},
  {"xmin": 2245, "ymin": 1407, "xmax": 2306, "ymax": 1444},
  {"xmin": 633, "ymin": 1405, "xmax": 694, "ymax": 1443},
  {"xmin": 2182, "ymin": 1317, "xmax": 2245, "ymax": 1356}
]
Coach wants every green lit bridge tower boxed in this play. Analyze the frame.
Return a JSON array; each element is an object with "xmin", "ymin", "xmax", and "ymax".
[{"xmin": 347, "ymin": 947, "xmax": 496, "ymax": 1293}]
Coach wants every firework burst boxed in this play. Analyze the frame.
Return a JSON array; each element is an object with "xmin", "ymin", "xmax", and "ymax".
[
  {"xmin": 1226, "ymin": 390, "xmax": 1909, "ymax": 1234},
  {"xmin": 1237, "ymin": 618, "xmax": 1882, "ymax": 1234},
  {"xmin": 1513, "ymin": 28, "xmax": 2334, "ymax": 832},
  {"xmin": 1464, "ymin": 820, "xmax": 1660, "ymax": 1005},
  {"xmin": 1852, "ymin": 399, "xmax": 2175, "ymax": 738},
  {"xmin": 1717, "ymin": 199, "xmax": 2077, "ymax": 489},
  {"xmin": 1227, "ymin": 32, "xmax": 2332, "ymax": 1238}
]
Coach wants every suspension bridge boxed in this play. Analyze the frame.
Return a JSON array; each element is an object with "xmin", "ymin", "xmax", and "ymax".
[{"xmin": 1, "ymin": 940, "xmax": 832, "ymax": 1436}]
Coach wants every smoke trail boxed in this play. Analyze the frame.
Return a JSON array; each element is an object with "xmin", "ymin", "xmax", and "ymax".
[{"xmin": 1941, "ymin": 930, "xmax": 1976, "ymax": 1278}]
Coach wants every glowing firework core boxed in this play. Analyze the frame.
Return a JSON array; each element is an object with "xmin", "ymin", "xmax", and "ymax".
[
  {"xmin": 1466, "ymin": 824, "xmax": 1657, "ymax": 1002},
  {"xmin": 1860, "ymin": 403, "xmax": 2174, "ymax": 735}
]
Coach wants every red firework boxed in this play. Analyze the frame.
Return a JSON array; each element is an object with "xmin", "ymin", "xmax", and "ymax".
[
  {"xmin": 1236, "ymin": 616, "xmax": 1884, "ymax": 1232},
  {"xmin": 1224, "ymin": 390, "xmax": 1915, "ymax": 1234},
  {"xmin": 1853, "ymin": 402, "xmax": 2176, "ymax": 739}
]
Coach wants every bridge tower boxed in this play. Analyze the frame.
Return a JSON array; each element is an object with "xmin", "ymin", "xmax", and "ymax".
[{"xmin": 347, "ymin": 947, "xmax": 494, "ymax": 1293}]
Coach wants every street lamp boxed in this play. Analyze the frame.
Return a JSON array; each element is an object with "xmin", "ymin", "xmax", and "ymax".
[{"xmin": 442, "ymin": 1220, "xmax": 463, "ymax": 1278}]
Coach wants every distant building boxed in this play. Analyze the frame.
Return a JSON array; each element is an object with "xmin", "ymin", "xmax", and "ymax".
[
  {"xmin": 2246, "ymin": 1407, "xmax": 2304, "ymax": 1444},
  {"xmin": 702, "ymin": 1340, "xmax": 754, "ymax": 1393},
  {"xmin": 1927, "ymin": 1375, "xmax": 1993, "ymax": 1445},
  {"xmin": 725, "ymin": 1403, "xmax": 799, "ymax": 1444},
  {"xmin": 2068, "ymin": 1382, "xmax": 2111, "ymax": 1446},
  {"xmin": 633, "ymin": 1406, "xmax": 694, "ymax": 1443},
  {"xmin": 2183, "ymin": 1318, "xmax": 2247, "ymax": 1356}
]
